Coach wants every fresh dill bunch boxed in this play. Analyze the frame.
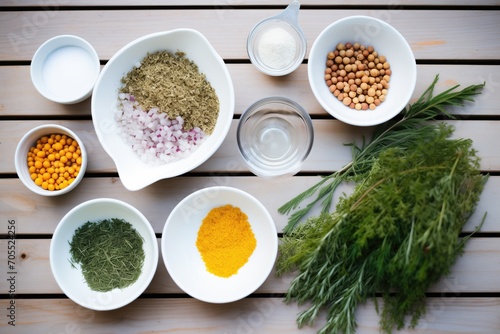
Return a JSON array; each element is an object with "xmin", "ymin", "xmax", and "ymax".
[
  {"xmin": 279, "ymin": 75, "xmax": 485, "ymax": 232},
  {"xmin": 276, "ymin": 123, "xmax": 487, "ymax": 334}
]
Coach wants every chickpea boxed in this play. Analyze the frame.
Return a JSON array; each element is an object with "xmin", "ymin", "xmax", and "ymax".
[
  {"xmin": 324, "ymin": 42, "xmax": 391, "ymax": 110},
  {"xmin": 26, "ymin": 133, "xmax": 83, "ymax": 191}
]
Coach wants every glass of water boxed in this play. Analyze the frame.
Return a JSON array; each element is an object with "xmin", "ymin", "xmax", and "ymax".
[{"xmin": 237, "ymin": 97, "xmax": 314, "ymax": 178}]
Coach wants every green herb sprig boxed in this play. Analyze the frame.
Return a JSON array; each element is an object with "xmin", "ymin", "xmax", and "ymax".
[
  {"xmin": 276, "ymin": 76, "xmax": 487, "ymax": 333},
  {"xmin": 69, "ymin": 218, "xmax": 145, "ymax": 292},
  {"xmin": 279, "ymin": 75, "xmax": 485, "ymax": 232}
]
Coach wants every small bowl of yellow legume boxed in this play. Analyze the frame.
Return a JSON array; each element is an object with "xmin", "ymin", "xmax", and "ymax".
[
  {"xmin": 161, "ymin": 186, "xmax": 278, "ymax": 304},
  {"xmin": 308, "ymin": 15, "xmax": 417, "ymax": 126},
  {"xmin": 15, "ymin": 124, "xmax": 87, "ymax": 196}
]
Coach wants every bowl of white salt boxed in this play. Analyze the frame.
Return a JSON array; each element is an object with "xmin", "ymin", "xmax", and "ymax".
[
  {"xmin": 31, "ymin": 35, "xmax": 100, "ymax": 104},
  {"xmin": 247, "ymin": 0, "xmax": 306, "ymax": 76}
]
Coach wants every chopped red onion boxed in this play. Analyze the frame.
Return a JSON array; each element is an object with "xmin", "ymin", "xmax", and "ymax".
[{"xmin": 115, "ymin": 93, "xmax": 207, "ymax": 165}]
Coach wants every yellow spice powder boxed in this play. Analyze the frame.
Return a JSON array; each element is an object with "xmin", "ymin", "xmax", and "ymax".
[{"xmin": 196, "ymin": 205, "xmax": 257, "ymax": 278}]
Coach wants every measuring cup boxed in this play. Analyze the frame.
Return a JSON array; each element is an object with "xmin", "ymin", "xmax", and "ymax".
[{"xmin": 247, "ymin": 0, "xmax": 307, "ymax": 76}]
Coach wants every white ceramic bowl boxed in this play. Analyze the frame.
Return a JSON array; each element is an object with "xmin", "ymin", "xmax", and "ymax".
[
  {"xmin": 162, "ymin": 186, "xmax": 278, "ymax": 303},
  {"xmin": 92, "ymin": 29, "xmax": 235, "ymax": 191},
  {"xmin": 50, "ymin": 198, "xmax": 159, "ymax": 311},
  {"xmin": 308, "ymin": 16, "xmax": 417, "ymax": 126},
  {"xmin": 31, "ymin": 35, "xmax": 100, "ymax": 104},
  {"xmin": 14, "ymin": 124, "xmax": 87, "ymax": 196}
]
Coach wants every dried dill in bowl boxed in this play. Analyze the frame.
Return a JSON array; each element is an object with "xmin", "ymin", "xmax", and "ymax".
[
  {"xmin": 69, "ymin": 218, "xmax": 145, "ymax": 292},
  {"xmin": 120, "ymin": 50, "xmax": 219, "ymax": 134},
  {"xmin": 116, "ymin": 50, "xmax": 220, "ymax": 165}
]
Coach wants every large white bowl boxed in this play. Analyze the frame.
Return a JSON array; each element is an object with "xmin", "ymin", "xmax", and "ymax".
[
  {"xmin": 91, "ymin": 29, "xmax": 235, "ymax": 190},
  {"xmin": 50, "ymin": 198, "xmax": 159, "ymax": 311},
  {"xmin": 308, "ymin": 16, "xmax": 417, "ymax": 126},
  {"xmin": 161, "ymin": 186, "xmax": 278, "ymax": 303}
]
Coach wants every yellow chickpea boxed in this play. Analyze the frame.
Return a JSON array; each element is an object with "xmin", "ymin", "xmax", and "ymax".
[{"xmin": 26, "ymin": 132, "xmax": 83, "ymax": 191}]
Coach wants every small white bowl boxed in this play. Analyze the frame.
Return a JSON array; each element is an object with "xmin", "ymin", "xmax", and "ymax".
[
  {"xmin": 161, "ymin": 186, "xmax": 278, "ymax": 303},
  {"xmin": 31, "ymin": 35, "xmax": 100, "ymax": 104},
  {"xmin": 308, "ymin": 15, "xmax": 417, "ymax": 126},
  {"xmin": 92, "ymin": 29, "xmax": 235, "ymax": 191},
  {"xmin": 50, "ymin": 198, "xmax": 159, "ymax": 311},
  {"xmin": 14, "ymin": 124, "xmax": 87, "ymax": 196}
]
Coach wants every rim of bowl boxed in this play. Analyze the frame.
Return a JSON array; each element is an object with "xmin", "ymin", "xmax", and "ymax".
[
  {"xmin": 161, "ymin": 186, "xmax": 278, "ymax": 303},
  {"xmin": 50, "ymin": 198, "xmax": 159, "ymax": 311},
  {"xmin": 308, "ymin": 15, "xmax": 417, "ymax": 126},
  {"xmin": 236, "ymin": 96, "xmax": 314, "ymax": 178},
  {"xmin": 14, "ymin": 124, "xmax": 87, "ymax": 196},
  {"xmin": 30, "ymin": 35, "xmax": 100, "ymax": 104}
]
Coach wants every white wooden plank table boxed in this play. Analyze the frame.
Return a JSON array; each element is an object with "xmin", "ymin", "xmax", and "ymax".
[{"xmin": 1, "ymin": 1, "xmax": 499, "ymax": 333}]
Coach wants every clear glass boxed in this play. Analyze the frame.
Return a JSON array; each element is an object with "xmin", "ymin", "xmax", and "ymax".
[{"xmin": 237, "ymin": 97, "xmax": 314, "ymax": 178}]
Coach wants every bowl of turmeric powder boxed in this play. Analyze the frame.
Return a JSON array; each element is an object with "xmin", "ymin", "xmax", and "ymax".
[{"xmin": 161, "ymin": 186, "xmax": 278, "ymax": 303}]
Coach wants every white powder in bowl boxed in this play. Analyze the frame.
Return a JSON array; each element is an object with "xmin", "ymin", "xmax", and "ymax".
[{"xmin": 257, "ymin": 27, "xmax": 296, "ymax": 69}]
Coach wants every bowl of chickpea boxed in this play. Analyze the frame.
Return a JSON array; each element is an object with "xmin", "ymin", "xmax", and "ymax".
[
  {"xmin": 15, "ymin": 124, "xmax": 87, "ymax": 196},
  {"xmin": 308, "ymin": 15, "xmax": 417, "ymax": 126}
]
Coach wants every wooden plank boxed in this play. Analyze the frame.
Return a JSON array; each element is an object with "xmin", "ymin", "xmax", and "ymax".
[
  {"xmin": 2, "ymin": 0, "xmax": 500, "ymax": 7},
  {"xmin": 0, "ymin": 238, "xmax": 498, "ymax": 294},
  {"xmin": 0, "ymin": 174, "xmax": 497, "ymax": 235},
  {"xmin": 1, "ymin": 10, "xmax": 499, "ymax": 61},
  {"xmin": 2, "ymin": 120, "xmax": 500, "ymax": 175},
  {"xmin": 0, "ymin": 64, "xmax": 497, "ymax": 118},
  {"xmin": 0, "ymin": 297, "xmax": 499, "ymax": 333}
]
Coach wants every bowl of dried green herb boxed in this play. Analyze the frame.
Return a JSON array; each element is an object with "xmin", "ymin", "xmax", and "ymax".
[
  {"xmin": 50, "ymin": 198, "xmax": 159, "ymax": 310},
  {"xmin": 91, "ymin": 29, "xmax": 235, "ymax": 191}
]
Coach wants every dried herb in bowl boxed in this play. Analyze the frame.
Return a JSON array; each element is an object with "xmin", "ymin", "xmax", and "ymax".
[
  {"xmin": 69, "ymin": 218, "xmax": 145, "ymax": 292},
  {"xmin": 277, "ymin": 76, "xmax": 487, "ymax": 333},
  {"xmin": 120, "ymin": 50, "xmax": 219, "ymax": 134}
]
